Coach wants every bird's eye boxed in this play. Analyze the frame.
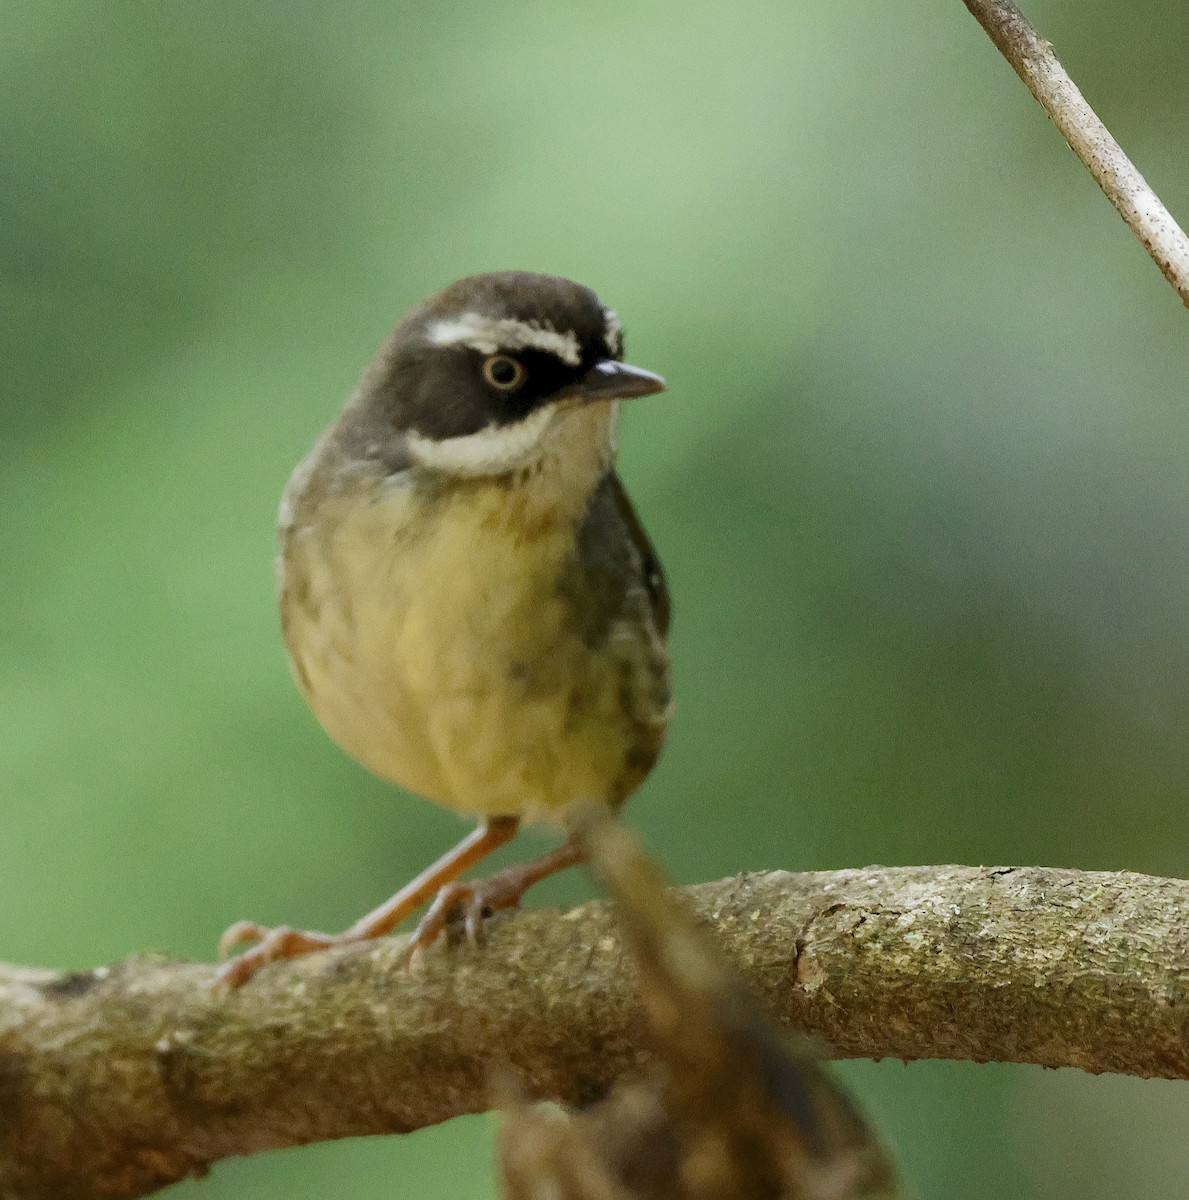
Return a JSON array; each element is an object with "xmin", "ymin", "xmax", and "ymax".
[{"xmin": 482, "ymin": 354, "xmax": 526, "ymax": 391}]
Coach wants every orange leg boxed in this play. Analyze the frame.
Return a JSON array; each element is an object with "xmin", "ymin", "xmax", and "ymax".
[
  {"xmin": 215, "ymin": 815, "xmax": 520, "ymax": 990},
  {"xmin": 400, "ymin": 834, "xmax": 589, "ymax": 960}
]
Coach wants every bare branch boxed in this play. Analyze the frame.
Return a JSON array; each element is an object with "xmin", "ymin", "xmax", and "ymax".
[
  {"xmin": 500, "ymin": 816, "xmax": 904, "ymax": 1200},
  {"xmin": 2, "ymin": 865, "xmax": 1188, "ymax": 1198},
  {"xmin": 962, "ymin": 0, "xmax": 1189, "ymax": 306}
]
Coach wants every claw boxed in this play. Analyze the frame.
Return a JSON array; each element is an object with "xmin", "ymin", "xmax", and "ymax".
[
  {"xmin": 400, "ymin": 870, "xmax": 532, "ymax": 961},
  {"xmin": 211, "ymin": 827, "xmax": 585, "ymax": 992},
  {"xmin": 217, "ymin": 920, "xmax": 268, "ymax": 960},
  {"xmin": 464, "ymin": 896, "xmax": 486, "ymax": 946},
  {"xmin": 213, "ymin": 924, "xmax": 339, "ymax": 991},
  {"xmin": 212, "ymin": 818, "xmax": 524, "ymax": 992}
]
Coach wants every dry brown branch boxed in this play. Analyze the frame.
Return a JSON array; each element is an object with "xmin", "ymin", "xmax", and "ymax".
[
  {"xmin": 498, "ymin": 817, "xmax": 903, "ymax": 1200},
  {"xmin": 2, "ymin": 864, "xmax": 1188, "ymax": 1198},
  {"xmin": 961, "ymin": 0, "xmax": 1189, "ymax": 306}
]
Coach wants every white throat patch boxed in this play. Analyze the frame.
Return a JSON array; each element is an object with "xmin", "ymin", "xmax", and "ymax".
[{"xmin": 427, "ymin": 313, "xmax": 582, "ymax": 367}]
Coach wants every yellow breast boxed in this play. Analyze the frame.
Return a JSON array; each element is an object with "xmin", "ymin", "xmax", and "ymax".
[{"xmin": 280, "ymin": 466, "xmax": 668, "ymax": 823}]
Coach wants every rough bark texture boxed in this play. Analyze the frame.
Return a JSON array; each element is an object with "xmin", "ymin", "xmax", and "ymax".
[
  {"xmin": 2, "ymin": 865, "xmax": 1188, "ymax": 1198},
  {"xmin": 961, "ymin": 0, "xmax": 1189, "ymax": 306},
  {"xmin": 500, "ymin": 818, "xmax": 904, "ymax": 1200}
]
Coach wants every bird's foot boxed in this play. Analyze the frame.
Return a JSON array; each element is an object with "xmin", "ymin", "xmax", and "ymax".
[
  {"xmin": 212, "ymin": 827, "xmax": 582, "ymax": 989},
  {"xmin": 214, "ymin": 921, "xmax": 343, "ymax": 993},
  {"xmin": 212, "ymin": 817, "xmax": 523, "ymax": 993},
  {"xmin": 400, "ymin": 836, "xmax": 588, "ymax": 962},
  {"xmin": 400, "ymin": 865, "xmax": 536, "ymax": 963},
  {"xmin": 215, "ymin": 868, "xmax": 527, "ymax": 989}
]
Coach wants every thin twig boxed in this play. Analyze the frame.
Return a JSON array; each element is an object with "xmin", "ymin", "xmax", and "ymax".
[
  {"xmin": 2, "ymin": 865, "xmax": 1188, "ymax": 1199},
  {"xmin": 962, "ymin": 0, "xmax": 1189, "ymax": 306}
]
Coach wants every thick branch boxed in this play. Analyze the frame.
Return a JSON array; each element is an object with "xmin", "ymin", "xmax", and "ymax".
[
  {"xmin": 962, "ymin": 0, "xmax": 1189, "ymax": 306},
  {"xmin": 2, "ymin": 865, "xmax": 1188, "ymax": 1198}
]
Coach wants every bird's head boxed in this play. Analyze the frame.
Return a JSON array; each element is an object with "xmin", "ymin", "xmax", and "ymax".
[{"xmin": 352, "ymin": 272, "xmax": 665, "ymax": 481}]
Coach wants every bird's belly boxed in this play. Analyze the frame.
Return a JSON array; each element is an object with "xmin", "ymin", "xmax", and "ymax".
[{"xmin": 282, "ymin": 485, "xmax": 664, "ymax": 822}]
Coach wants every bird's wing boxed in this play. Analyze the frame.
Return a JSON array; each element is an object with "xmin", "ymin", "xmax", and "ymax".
[{"xmin": 608, "ymin": 470, "xmax": 670, "ymax": 639}]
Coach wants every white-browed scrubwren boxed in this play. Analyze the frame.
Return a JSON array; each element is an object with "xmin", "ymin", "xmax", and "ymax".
[{"xmin": 217, "ymin": 271, "xmax": 672, "ymax": 989}]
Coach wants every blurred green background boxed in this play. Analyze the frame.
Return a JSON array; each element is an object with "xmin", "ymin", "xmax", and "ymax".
[{"xmin": 4, "ymin": 0, "xmax": 1189, "ymax": 1195}]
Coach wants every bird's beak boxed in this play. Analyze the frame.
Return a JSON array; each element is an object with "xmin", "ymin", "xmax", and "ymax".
[{"xmin": 563, "ymin": 360, "xmax": 667, "ymax": 403}]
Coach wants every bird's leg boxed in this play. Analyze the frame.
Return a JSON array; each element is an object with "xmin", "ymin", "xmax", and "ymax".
[
  {"xmin": 215, "ymin": 815, "xmax": 520, "ymax": 990},
  {"xmin": 401, "ymin": 833, "xmax": 589, "ymax": 959}
]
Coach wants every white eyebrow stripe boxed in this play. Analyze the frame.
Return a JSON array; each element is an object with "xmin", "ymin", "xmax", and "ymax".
[
  {"xmin": 404, "ymin": 406, "xmax": 556, "ymax": 477},
  {"xmin": 602, "ymin": 308, "xmax": 623, "ymax": 357},
  {"xmin": 427, "ymin": 313, "xmax": 582, "ymax": 366}
]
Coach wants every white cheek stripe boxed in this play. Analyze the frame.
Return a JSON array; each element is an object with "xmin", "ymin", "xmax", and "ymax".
[
  {"xmin": 427, "ymin": 313, "xmax": 582, "ymax": 367},
  {"xmin": 405, "ymin": 406, "xmax": 556, "ymax": 477}
]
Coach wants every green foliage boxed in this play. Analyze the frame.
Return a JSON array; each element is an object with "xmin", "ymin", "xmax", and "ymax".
[{"xmin": 2, "ymin": 1, "xmax": 1188, "ymax": 1196}]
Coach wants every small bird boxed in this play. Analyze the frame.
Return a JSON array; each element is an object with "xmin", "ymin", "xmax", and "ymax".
[{"xmin": 217, "ymin": 271, "xmax": 672, "ymax": 988}]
